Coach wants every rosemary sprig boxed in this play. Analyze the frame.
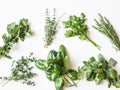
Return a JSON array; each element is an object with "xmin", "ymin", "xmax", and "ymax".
[
  {"xmin": 0, "ymin": 53, "xmax": 37, "ymax": 86},
  {"xmin": 0, "ymin": 19, "xmax": 31, "ymax": 59},
  {"xmin": 44, "ymin": 8, "xmax": 59, "ymax": 47},
  {"xmin": 93, "ymin": 14, "xmax": 120, "ymax": 51}
]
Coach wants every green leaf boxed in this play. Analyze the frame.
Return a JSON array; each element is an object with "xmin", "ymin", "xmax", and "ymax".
[
  {"xmin": 47, "ymin": 50, "xmax": 57, "ymax": 60},
  {"xmin": 64, "ymin": 30, "xmax": 73, "ymax": 37},
  {"xmin": 59, "ymin": 44, "xmax": 66, "ymax": 60},
  {"xmin": 77, "ymin": 66, "xmax": 82, "ymax": 80},
  {"xmin": 98, "ymin": 54, "xmax": 108, "ymax": 68},
  {"xmin": 63, "ymin": 56, "xmax": 69, "ymax": 71},
  {"xmin": 86, "ymin": 69, "xmax": 94, "ymax": 81},
  {"xmin": 19, "ymin": 18, "xmax": 28, "ymax": 26},
  {"xmin": 2, "ymin": 34, "xmax": 8, "ymax": 43},
  {"xmin": 95, "ymin": 73, "xmax": 105, "ymax": 84},
  {"xmin": 54, "ymin": 77, "xmax": 64, "ymax": 90},
  {"xmin": 79, "ymin": 34, "xmax": 86, "ymax": 40},
  {"xmin": 108, "ymin": 69, "xmax": 117, "ymax": 79},
  {"xmin": 108, "ymin": 58, "xmax": 117, "ymax": 67},
  {"xmin": 7, "ymin": 22, "xmax": 16, "ymax": 34},
  {"xmin": 115, "ymin": 81, "xmax": 120, "ymax": 88},
  {"xmin": 67, "ymin": 69, "xmax": 78, "ymax": 80},
  {"xmin": 45, "ymin": 64, "xmax": 61, "ymax": 81},
  {"xmin": 35, "ymin": 59, "xmax": 47, "ymax": 70}
]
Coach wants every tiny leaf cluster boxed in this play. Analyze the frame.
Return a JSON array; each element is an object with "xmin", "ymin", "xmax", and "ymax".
[{"xmin": 0, "ymin": 53, "xmax": 37, "ymax": 86}]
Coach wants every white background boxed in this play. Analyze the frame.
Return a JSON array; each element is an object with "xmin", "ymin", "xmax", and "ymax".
[{"xmin": 0, "ymin": 0, "xmax": 120, "ymax": 90}]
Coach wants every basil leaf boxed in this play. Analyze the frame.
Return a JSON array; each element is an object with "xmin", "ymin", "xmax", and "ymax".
[
  {"xmin": 47, "ymin": 50, "xmax": 57, "ymax": 60},
  {"xmin": 54, "ymin": 77, "xmax": 64, "ymax": 90},
  {"xmin": 63, "ymin": 56, "xmax": 69, "ymax": 71},
  {"xmin": 35, "ymin": 60, "xmax": 47, "ymax": 71}
]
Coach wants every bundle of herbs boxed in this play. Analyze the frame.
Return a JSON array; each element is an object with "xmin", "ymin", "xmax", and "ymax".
[
  {"xmin": 0, "ymin": 19, "xmax": 31, "ymax": 59},
  {"xmin": 82, "ymin": 54, "xmax": 120, "ymax": 88},
  {"xmin": 44, "ymin": 8, "xmax": 59, "ymax": 47},
  {"xmin": 93, "ymin": 14, "xmax": 120, "ymax": 51},
  {"xmin": 0, "ymin": 53, "xmax": 37, "ymax": 86},
  {"xmin": 63, "ymin": 13, "xmax": 100, "ymax": 50},
  {"xmin": 35, "ymin": 45, "xmax": 82, "ymax": 90}
]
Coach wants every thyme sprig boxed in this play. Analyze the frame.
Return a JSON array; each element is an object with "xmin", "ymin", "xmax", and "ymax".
[
  {"xmin": 0, "ymin": 53, "xmax": 37, "ymax": 86},
  {"xmin": 93, "ymin": 14, "xmax": 120, "ymax": 51},
  {"xmin": 44, "ymin": 8, "xmax": 59, "ymax": 47},
  {"xmin": 0, "ymin": 19, "xmax": 31, "ymax": 59}
]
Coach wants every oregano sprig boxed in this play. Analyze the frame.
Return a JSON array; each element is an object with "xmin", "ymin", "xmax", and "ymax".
[
  {"xmin": 82, "ymin": 54, "xmax": 120, "ymax": 88},
  {"xmin": 0, "ymin": 19, "xmax": 31, "ymax": 59}
]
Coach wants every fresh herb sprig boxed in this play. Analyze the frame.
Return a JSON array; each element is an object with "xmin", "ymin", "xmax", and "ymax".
[
  {"xmin": 0, "ymin": 53, "xmax": 37, "ymax": 86},
  {"xmin": 93, "ymin": 14, "xmax": 120, "ymax": 51},
  {"xmin": 35, "ymin": 45, "xmax": 82, "ymax": 90},
  {"xmin": 63, "ymin": 13, "xmax": 100, "ymax": 50},
  {"xmin": 82, "ymin": 54, "xmax": 120, "ymax": 88},
  {"xmin": 44, "ymin": 8, "xmax": 59, "ymax": 47},
  {"xmin": 0, "ymin": 19, "xmax": 31, "ymax": 59}
]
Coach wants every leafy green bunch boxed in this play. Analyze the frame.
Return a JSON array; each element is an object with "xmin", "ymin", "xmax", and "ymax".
[
  {"xmin": 0, "ymin": 53, "xmax": 37, "ymax": 86},
  {"xmin": 35, "ymin": 45, "xmax": 82, "ymax": 90},
  {"xmin": 63, "ymin": 13, "xmax": 100, "ymax": 50},
  {"xmin": 82, "ymin": 54, "xmax": 120, "ymax": 88},
  {"xmin": 0, "ymin": 19, "xmax": 31, "ymax": 59}
]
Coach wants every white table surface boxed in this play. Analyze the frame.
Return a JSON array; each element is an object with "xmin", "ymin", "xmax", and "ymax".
[{"xmin": 0, "ymin": 0, "xmax": 120, "ymax": 90}]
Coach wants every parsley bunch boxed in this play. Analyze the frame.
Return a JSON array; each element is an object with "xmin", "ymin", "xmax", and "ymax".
[{"xmin": 63, "ymin": 13, "xmax": 101, "ymax": 50}]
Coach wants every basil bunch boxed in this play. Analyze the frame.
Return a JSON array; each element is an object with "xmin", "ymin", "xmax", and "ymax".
[{"xmin": 35, "ymin": 45, "xmax": 82, "ymax": 90}]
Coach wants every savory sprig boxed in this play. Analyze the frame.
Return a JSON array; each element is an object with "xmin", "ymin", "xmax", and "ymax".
[
  {"xmin": 35, "ymin": 45, "xmax": 82, "ymax": 90},
  {"xmin": 0, "ymin": 19, "xmax": 31, "ymax": 59},
  {"xmin": 44, "ymin": 8, "xmax": 59, "ymax": 47},
  {"xmin": 82, "ymin": 54, "xmax": 120, "ymax": 88},
  {"xmin": 0, "ymin": 53, "xmax": 37, "ymax": 86},
  {"xmin": 93, "ymin": 14, "xmax": 120, "ymax": 51},
  {"xmin": 63, "ymin": 13, "xmax": 100, "ymax": 50}
]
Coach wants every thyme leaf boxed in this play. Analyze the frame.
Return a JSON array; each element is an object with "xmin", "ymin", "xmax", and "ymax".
[{"xmin": 0, "ymin": 53, "xmax": 37, "ymax": 86}]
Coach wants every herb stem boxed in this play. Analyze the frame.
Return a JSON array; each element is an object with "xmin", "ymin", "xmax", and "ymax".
[
  {"xmin": 66, "ymin": 74, "xmax": 77, "ymax": 87},
  {"xmin": 86, "ymin": 36, "xmax": 101, "ymax": 50},
  {"xmin": 63, "ymin": 76, "xmax": 72, "ymax": 86}
]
